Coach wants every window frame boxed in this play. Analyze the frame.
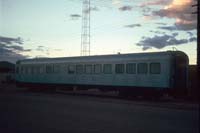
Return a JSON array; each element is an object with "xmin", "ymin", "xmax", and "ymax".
[
  {"xmin": 76, "ymin": 64, "xmax": 84, "ymax": 74},
  {"xmin": 103, "ymin": 64, "xmax": 112, "ymax": 74},
  {"xmin": 126, "ymin": 63, "xmax": 136, "ymax": 74},
  {"xmin": 150, "ymin": 62, "xmax": 161, "ymax": 74},
  {"xmin": 137, "ymin": 63, "xmax": 148, "ymax": 74},
  {"xmin": 94, "ymin": 64, "xmax": 102, "ymax": 74},
  {"xmin": 36, "ymin": 65, "xmax": 44, "ymax": 74},
  {"xmin": 68, "ymin": 65, "xmax": 75, "ymax": 74},
  {"xmin": 85, "ymin": 64, "xmax": 93, "ymax": 74},
  {"xmin": 115, "ymin": 64, "xmax": 125, "ymax": 74},
  {"xmin": 46, "ymin": 65, "xmax": 53, "ymax": 74},
  {"xmin": 54, "ymin": 64, "xmax": 60, "ymax": 73}
]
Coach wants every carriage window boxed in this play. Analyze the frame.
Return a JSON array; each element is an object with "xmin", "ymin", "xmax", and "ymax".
[
  {"xmin": 85, "ymin": 65, "xmax": 92, "ymax": 74},
  {"xmin": 68, "ymin": 65, "xmax": 75, "ymax": 74},
  {"xmin": 76, "ymin": 65, "xmax": 84, "ymax": 74},
  {"xmin": 137, "ymin": 63, "xmax": 148, "ymax": 74},
  {"xmin": 46, "ymin": 65, "xmax": 53, "ymax": 73},
  {"xmin": 103, "ymin": 64, "xmax": 112, "ymax": 74},
  {"xmin": 94, "ymin": 64, "xmax": 102, "ymax": 74},
  {"xmin": 115, "ymin": 64, "xmax": 124, "ymax": 74},
  {"xmin": 54, "ymin": 64, "xmax": 60, "ymax": 73},
  {"xmin": 150, "ymin": 63, "xmax": 161, "ymax": 74},
  {"xmin": 126, "ymin": 63, "xmax": 136, "ymax": 74}
]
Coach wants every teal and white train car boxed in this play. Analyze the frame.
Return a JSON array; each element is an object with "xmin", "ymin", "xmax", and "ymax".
[{"xmin": 15, "ymin": 51, "xmax": 189, "ymax": 97}]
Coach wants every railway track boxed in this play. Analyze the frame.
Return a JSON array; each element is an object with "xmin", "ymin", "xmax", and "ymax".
[
  {"xmin": 1, "ymin": 84, "xmax": 198, "ymax": 110},
  {"xmin": 49, "ymin": 88, "xmax": 198, "ymax": 110}
]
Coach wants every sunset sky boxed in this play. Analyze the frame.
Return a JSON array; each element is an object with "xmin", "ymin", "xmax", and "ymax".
[{"xmin": 0, "ymin": 0, "xmax": 197, "ymax": 64}]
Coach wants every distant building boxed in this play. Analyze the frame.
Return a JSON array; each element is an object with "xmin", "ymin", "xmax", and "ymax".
[{"xmin": 0, "ymin": 61, "xmax": 15, "ymax": 84}]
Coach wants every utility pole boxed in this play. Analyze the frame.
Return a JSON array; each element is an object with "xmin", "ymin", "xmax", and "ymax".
[
  {"xmin": 197, "ymin": 0, "xmax": 200, "ymax": 75},
  {"xmin": 191, "ymin": 0, "xmax": 199, "ymax": 100},
  {"xmin": 81, "ymin": 0, "xmax": 90, "ymax": 56},
  {"xmin": 192, "ymin": 0, "xmax": 199, "ymax": 74}
]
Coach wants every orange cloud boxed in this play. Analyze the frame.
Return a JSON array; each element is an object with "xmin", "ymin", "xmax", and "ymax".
[{"xmin": 153, "ymin": 0, "xmax": 197, "ymax": 30}]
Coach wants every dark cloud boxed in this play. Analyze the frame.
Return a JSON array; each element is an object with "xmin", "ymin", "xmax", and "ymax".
[
  {"xmin": 140, "ymin": 0, "xmax": 172, "ymax": 7},
  {"xmin": 0, "ymin": 36, "xmax": 29, "ymax": 63},
  {"xmin": 142, "ymin": 7, "xmax": 152, "ymax": 14},
  {"xmin": 150, "ymin": 30, "xmax": 166, "ymax": 34},
  {"xmin": 0, "ymin": 36, "xmax": 23, "ymax": 45},
  {"xmin": 119, "ymin": 5, "xmax": 133, "ymax": 11},
  {"xmin": 136, "ymin": 33, "xmax": 196, "ymax": 50},
  {"xmin": 36, "ymin": 46, "xmax": 62, "ymax": 54},
  {"xmin": 172, "ymin": 32, "xmax": 178, "ymax": 37},
  {"xmin": 70, "ymin": 14, "xmax": 81, "ymax": 20},
  {"xmin": 155, "ymin": 22, "xmax": 167, "ymax": 25},
  {"xmin": 0, "ymin": 44, "xmax": 29, "ymax": 63},
  {"xmin": 187, "ymin": 31, "xmax": 194, "ymax": 37},
  {"xmin": 36, "ymin": 46, "xmax": 45, "ymax": 52},
  {"xmin": 158, "ymin": 26, "xmax": 177, "ymax": 31},
  {"xmin": 158, "ymin": 24, "xmax": 197, "ymax": 31},
  {"xmin": 70, "ymin": 14, "xmax": 81, "ymax": 18},
  {"xmin": 90, "ymin": 6, "xmax": 99, "ymax": 11},
  {"xmin": 175, "ymin": 21, "xmax": 197, "ymax": 31},
  {"xmin": 140, "ymin": 6, "xmax": 153, "ymax": 18},
  {"xmin": 189, "ymin": 37, "xmax": 197, "ymax": 42},
  {"xmin": 7, "ymin": 45, "xmax": 31, "ymax": 52},
  {"xmin": 0, "ymin": 37, "xmax": 30, "ymax": 52},
  {"xmin": 124, "ymin": 24, "xmax": 141, "ymax": 28}
]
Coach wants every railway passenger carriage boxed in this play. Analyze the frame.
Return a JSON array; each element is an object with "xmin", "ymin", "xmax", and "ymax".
[{"xmin": 15, "ymin": 51, "xmax": 189, "ymax": 97}]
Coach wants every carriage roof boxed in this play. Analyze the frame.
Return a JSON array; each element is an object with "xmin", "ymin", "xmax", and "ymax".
[{"xmin": 16, "ymin": 51, "xmax": 187, "ymax": 65}]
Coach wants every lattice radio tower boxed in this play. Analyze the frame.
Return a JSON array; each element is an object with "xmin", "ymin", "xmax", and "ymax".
[{"xmin": 81, "ymin": 0, "xmax": 90, "ymax": 56}]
